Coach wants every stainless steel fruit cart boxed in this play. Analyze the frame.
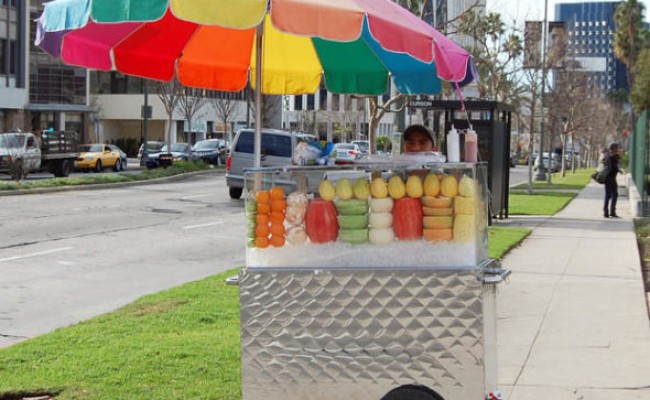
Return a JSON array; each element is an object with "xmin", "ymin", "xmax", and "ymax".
[{"xmin": 238, "ymin": 162, "xmax": 510, "ymax": 400}]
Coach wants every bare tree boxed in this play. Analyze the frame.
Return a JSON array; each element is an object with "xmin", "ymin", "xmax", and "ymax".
[
  {"xmin": 211, "ymin": 95, "xmax": 241, "ymax": 144},
  {"xmin": 177, "ymin": 86, "xmax": 207, "ymax": 144},
  {"xmin": 156, "ymin": 79, "xmax": 183, "ymax": 150},
  {"xmin": 354, "ymin": 94, "xmax": 409, "ymax": 154},
  {"xmin": 246, "ymin": 88, "xmax": 282, "ymax": 129}
]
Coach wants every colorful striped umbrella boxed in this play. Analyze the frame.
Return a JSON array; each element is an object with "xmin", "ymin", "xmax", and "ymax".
[
  {"xmin": 36, "ymin": 0, "xmax": 477, "ymax": 165},
  {"xmin": 37, "ymin": 0, "xmax": 476, "ymax": 95}
]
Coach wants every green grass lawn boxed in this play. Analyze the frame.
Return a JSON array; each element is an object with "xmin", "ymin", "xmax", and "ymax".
[
  {"xmin": 511, "ymin": 168, "xmax": 592, "ymax": 191},
  {"xmin": 0, "ymin": 161, "xmax": 217, "ymax": 191},
  {"xmin": 0, "ymin": 227, "xmax": 531, "ymax": 400},
  {"xmin": 509, "ymin": 192, "xmax": 576, "ymax": 215},
  {"xmin": 0, "ymin": 270, "xmax": 242, "ymax": 400},
  {"xmin": 488, "ymin": 226, "xmax": 531, "ymax": 259}
]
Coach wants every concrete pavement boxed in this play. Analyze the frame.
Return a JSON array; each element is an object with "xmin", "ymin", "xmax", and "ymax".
[{"xmin": 495, "ymin": 180, "xmax": 650, "ymax": 399}]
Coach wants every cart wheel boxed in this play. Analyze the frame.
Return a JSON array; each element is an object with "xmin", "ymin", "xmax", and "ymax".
[{"xmin": 380, "ymin": 385, "xmax": 446, "ymax": 400}]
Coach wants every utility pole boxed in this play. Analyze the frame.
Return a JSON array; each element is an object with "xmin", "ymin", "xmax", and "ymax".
[{"xmin": 534, "ymin": 0, "xmax": 549, "ymax": 181}]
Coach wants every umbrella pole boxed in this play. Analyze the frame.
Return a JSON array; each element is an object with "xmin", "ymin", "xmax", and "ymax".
[
  {"xmin": 254, "ymin": 24, "xmax": 263, "ymax": 170},
  {"xmin": 253, "ymin": 22, "xmax": 264, "ymax": 193}
]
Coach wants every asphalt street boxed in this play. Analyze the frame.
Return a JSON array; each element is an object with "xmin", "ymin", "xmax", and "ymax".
[{"xmin": 0, "ymin": 172, "xmax": 246, "ymax": 347}]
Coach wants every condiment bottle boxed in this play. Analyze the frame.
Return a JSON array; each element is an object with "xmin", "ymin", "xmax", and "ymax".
[
  {"xmin": 447, "ymin": 125, "xmax": 460, "ymax": 162},
  {"xmin": 465, "ymin": 129, "xmax": 478, "ymax": 162}
]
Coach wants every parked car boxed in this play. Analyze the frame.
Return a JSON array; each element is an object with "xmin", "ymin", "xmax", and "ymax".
[
  {"xmin": 192, "ymin": 139, "xmax": 228, "ymax": 166},
  {"xmin": 108, "ymin": 144, "xmax": 128, "ymax": 171},
  {"xmin": 75, "ymin": 143, "xmax": 124, "ymax": 172},
  {"xmin": 351, "ymin": 140, "xmax": 370, "ymax": 154},
  {"xmin": 333, "ymin": 143, "xmax": 363, "ymax": 164},
  {"xmin": 533, "ymin": 152, "xmax": 561, "ymax": 173},
  {"xmin": 225, "ymin": 128, "xmax": 317, "ymax": 199},
  {"xmin": 146, "ymin": 143, "xmax": 193, "ymax": 168},
  {"xmin": 137, "ymin": 140, "xmax": 164, "ymax": 159}
]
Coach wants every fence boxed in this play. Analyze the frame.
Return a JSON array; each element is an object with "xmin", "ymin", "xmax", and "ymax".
[{"xmin": 630, "ymin": 111, "xmax": 650, "ymax": 216}]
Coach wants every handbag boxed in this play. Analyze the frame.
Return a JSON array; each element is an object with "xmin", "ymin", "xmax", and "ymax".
[{"xmin": 592, "ymin": 156, "xmax": 609, "ymax": 184}]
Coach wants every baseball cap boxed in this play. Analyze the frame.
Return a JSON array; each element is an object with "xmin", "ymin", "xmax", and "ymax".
[{"xmin": 608, "ymin": 142, "xmax": 619, "ymax": 151}]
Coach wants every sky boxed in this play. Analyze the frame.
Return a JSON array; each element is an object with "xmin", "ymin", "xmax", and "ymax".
[{"xmin": 485, "ymin": 0, "xmax": 650, "ymax": 25}]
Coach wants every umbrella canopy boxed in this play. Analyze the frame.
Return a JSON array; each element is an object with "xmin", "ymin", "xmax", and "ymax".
[{"xmin": 36, "ymin": 0, "xmax": 476, "ymax": 96}]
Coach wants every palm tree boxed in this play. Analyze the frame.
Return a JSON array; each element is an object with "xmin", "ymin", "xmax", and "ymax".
[{"xmin": 614, "ymin": 0, "xmax": 647, "ymax": 93}]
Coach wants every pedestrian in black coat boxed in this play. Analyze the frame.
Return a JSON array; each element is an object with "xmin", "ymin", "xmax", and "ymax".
[{"xmin": 603, "ymin": 142, "xmax": 621, "ymax": 218}]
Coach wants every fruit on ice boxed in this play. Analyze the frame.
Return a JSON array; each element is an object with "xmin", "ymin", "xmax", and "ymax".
[
  {"xmin": 423, "ymin": 216, "xmax": 454, "ymax": 229},
  {"xmin": 423, "ymin": 173, "xmax": 440, "ymax": 197},
  {"xmin": 338, "ymin": 214, "xmax": 369, "ymax": 229},
  {"xmin": 393, "ymin": 198, "xmax": 423, "ymax": 240},
  {"xmin": 319, "ymin": 180, "xmax": 336, "ymax": 201},
  {"xmin": 440, "ymin": 175, "xmax": 458, "ymax": 198},
  {"xmin": 458, "ymin": 175, "xmax": 477, "ymax": 197},
  {"xmin": 369, "ymin": 227, "xmax": 395, "ymax": 244},
  {"xmin": 422, "ymin": 206, "xmax": 453, "ymax": 216},
  {"xmin": 370, "ymin": 176, "xmax": 388, "ymax": 198},
  {"xmin": 286, "ymin": 226, "xmax": 308, "ymax": 245},
  {"xmin": 336, "ymin": 178, "xmax": 354, "ymax": 200},
  {"xmin": 453, "ymin": 214, "xmax": 475, "ymax": 242},
  {"xmin": 454, "ymin": 196, "xmax": 476, "ymax": 215},
  {"xmin": 335, "ymin": 199, "xmax": 368, "ymax": 215},
  {"xmin": 368, "ymin": 212, "xmax": 393, "ymax": 229},
  {"xmin": 370, "ymin": 197, "xmax": 393, "ymax": 213},
  {"xmin": 388, "ymin": 175, "xmax": 406, "ymax": 199},
  {"xmin": 305, "ymin": 199, "xmax": 339, "ymax": 243},
  {"xmin": 338, "ymin": 228, "xmax": 369, "ymax": 244},
  {"xmin": 421, "ymin": 196, "xmax": 453, "ymax": 208},
  {"xmin": 353, "ymin": 178, "xmax": 370, "ymax": 200},
  {"xmin": 405, "ymin": 175, "xmax": 424, "ymax": 198},
  {"xmin": 423, "ymin": 228, "xmax": 453, "ymax": 242}
]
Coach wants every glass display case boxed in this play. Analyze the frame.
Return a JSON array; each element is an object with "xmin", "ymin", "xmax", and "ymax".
[{"xmin": 243, "ymin": 160, "xmax": 489, "ymax": 269}]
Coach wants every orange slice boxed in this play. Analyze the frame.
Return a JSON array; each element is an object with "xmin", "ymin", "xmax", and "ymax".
[{"xmin": 270, "ymin": 187, "xmax": 285, "ymax": 201}]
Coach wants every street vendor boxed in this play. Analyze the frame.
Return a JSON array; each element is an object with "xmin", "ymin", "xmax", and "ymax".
[{"xmin": 403, "ymin": 124, "xmax": 435, "ymax": 153}]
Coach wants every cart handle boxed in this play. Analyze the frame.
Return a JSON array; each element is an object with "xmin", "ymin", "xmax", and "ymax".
[{"xmin": 482, "ymin": 268, "xmax": 511, "ymax": 284}]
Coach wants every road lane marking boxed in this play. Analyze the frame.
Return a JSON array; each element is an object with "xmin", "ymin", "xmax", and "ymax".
[
  {"xmin": 0, "ymin": 247, "xmax": 73, "ymax": 263},
  {"xmin": 182, "ymin": 221, "xmax": 225, "ymax": 230},
  {"xmin": 181, "ymin": 194, "xmax": 213, "ymax": 200}
]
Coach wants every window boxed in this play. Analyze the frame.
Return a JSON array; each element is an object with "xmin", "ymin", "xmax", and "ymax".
[
  {"xmin": 234, "ymin": 132, "xmax": 293, "ymax": 157},
  {"xmin": 331, "ymin": 94, "xmax": 340, "ymax": 111},
  {"xmin": 0, "ymin": 39, "xmax": 17, "ymax": 75},
  {"xmin": 319, "ymin": 89, "xmax": 327, "ymax": 110},
  {"xmin": 294, "ymin": 95, "xmax": 303, "ymax": 111},
  {"xmin": 344, "ymin": 95, "xmax": 352, "ymax": 111}
]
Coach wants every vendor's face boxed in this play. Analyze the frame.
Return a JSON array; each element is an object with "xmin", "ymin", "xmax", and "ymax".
[{"xmin": 404, "ymin": 131, "xmax": 434, "ymax": 153}]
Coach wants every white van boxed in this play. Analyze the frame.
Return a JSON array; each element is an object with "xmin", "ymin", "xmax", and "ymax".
[{"xmin": 225, "ymin": 129, "xmax": 317, "ymax": 199}]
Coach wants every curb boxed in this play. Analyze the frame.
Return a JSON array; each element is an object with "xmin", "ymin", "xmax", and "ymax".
[{"xmin": 0, "ymin": 169, "xmax": 223, "ymax": 196}]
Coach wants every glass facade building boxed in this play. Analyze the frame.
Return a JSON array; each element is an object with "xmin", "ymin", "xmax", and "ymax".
[{"xmin": 555, "ymin": 1, "xmax": 628, "ymax": 96}]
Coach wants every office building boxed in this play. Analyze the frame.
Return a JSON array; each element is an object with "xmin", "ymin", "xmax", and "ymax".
[
  {"xmin": 555, "ymin": 1, "xmax": 628, "ymax": 95},
  {"xmin": 0, "ymin": 0, "xmax": 28, "ymax": 132}
]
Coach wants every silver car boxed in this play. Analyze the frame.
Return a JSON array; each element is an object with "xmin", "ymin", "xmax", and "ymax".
[{"xmin": 333, "ymin": 143, "xmax": 363, "ymax": 164}]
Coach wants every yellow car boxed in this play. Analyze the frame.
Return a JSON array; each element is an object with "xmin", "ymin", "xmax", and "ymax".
[{"xmin": 75, "ymin": 144, "xmax": 123, "ymax": 172}]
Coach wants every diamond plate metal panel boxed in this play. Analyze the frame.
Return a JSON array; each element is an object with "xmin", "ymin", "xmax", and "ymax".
[{"xmin": 240, "ymin": 268, "xmax": 486, "ymax": 400}]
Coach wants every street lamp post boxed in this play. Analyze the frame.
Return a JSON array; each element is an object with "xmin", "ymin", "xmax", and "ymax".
[
  {"xmin": 140, "ymin": 80, "xmax": 152, "ymax": 167},
  {"xmin": 534, "ymin": 0, "xmax": 549, "ymax": 181}
]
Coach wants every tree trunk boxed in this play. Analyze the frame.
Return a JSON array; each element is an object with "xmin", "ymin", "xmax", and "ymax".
[
  {"xmin": 167, "ymin": 116, "xmax": 173, "ymax": 150},
  {"xmin": 560, "ymin": 132, "xmax": 567, "ymax": 178}
]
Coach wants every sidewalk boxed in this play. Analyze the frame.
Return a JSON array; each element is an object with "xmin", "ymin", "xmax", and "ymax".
[{"xmin": 496, "ymin": 182, "xmax": 650, "ymax": 399}]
